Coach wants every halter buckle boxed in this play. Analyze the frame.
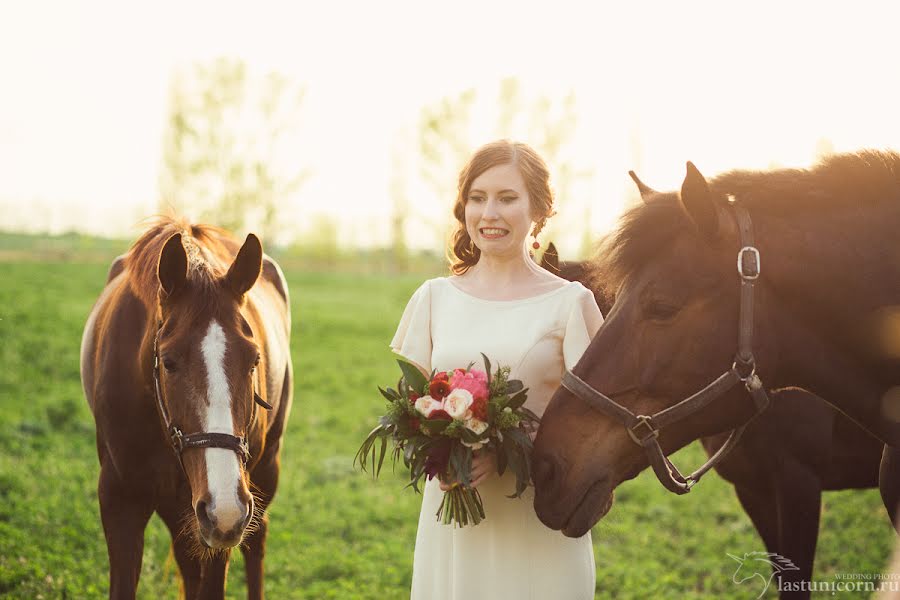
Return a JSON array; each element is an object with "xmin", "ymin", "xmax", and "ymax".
[
  {"xmin": 744, "ymin": 373, "xmax": 763, "ymax": 392},
  {"xmin": 738, "ymin": 246, "xmax": 761, "ymax": 280},
  {"xmin": 732, "ymin": 358, "xmax": 757, "ymax": 382},
  {"xmin": 170, "ymin": 427, "xmax": 184, "ymax": 452},
  {"xmin": 684, "ymin": 475, "xmax": 697, "ymax": 490},
  {"xmin": 627, "ymin": 415, "xmax": 659, "ymax": 445}
]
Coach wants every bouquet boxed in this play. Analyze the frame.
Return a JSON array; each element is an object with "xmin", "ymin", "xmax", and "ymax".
[{"xmin": 355, "ymin": 355, "xmax": 539, "ymax": 527}]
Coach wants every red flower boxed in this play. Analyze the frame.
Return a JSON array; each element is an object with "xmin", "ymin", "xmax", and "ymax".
[
  {"xmin": 428, "ymin": 409, "xmax": 452, "ymax": 421},
  {"xmin": 424, "ymin": 439, "xmax": 452, "ymax": 480},
  {"xmin": 409, "ymin": 391, "xmax": 420, "ymax": 405},
  {"xmin": 429, "ymin": 372, "xmax": 451, "ymax": 400},
  {"xmin": 470, "ymin": 396, "xmax": 488, "ymax": 422}
]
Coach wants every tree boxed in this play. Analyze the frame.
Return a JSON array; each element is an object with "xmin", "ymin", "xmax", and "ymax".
[
  {"xmin": 389, "ymin": 130, "xmax": 411, "ymax": 272},
  {"xmin": 159, "ymin": 58, "xmax": 308, "ymax": 242},
  {"xmin": 417, "ymin": 88, "xmax": 477, "ymax": 235},
  {"xmin": 495, "ymin": 77, "xmax": 592, "ymax": 257}
]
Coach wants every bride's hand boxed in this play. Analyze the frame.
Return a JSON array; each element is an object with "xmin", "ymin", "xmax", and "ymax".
[
  {"xmin": 470, "ymin": 449, "xmax": 497, "ymax": 487},
  {"xmin": 438, "ymin": 449, "xmax": 497, "ymax": 490}
]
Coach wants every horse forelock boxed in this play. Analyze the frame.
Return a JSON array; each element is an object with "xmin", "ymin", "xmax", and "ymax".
[
  {"xmin": 585, "ymin": 150, "xmax": 900, "ymax": 296},
  {"xmin": 586, "ymin": 195, "xmax": 687, "ymax": 298},
  {"xmin": 124, "ymin": 216, "xmax": 238, "ymax": 312}
]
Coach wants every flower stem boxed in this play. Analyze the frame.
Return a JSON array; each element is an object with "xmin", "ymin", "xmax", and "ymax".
[{"xmin": 435, "ymin": 485, "xmax": 485, "ymax": 527}]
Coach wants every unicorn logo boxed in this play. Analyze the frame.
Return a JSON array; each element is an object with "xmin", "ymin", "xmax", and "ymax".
[{"xmin": 727, "ymin": 551, "xmax": 800, "ymax": 598}]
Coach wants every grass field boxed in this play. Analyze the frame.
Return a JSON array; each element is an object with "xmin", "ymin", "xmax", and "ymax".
[{"xmin": 0, "ymin": 252, "xmax": 896, "ymax": 599}]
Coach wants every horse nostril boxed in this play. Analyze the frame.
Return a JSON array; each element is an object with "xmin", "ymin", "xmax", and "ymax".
[
  {"xmin": 245, "ymin": 496, "xmax": 254, "ymax": 524},
  {"xmin": 533, "ymin": 456, "xmax": 557, "ymax": 489},
  {"xmin": 196, "ymin": 500, "xmax": 216, "ymax": 532}
]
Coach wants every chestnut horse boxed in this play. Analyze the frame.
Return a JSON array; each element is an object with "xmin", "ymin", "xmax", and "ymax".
[
  {"xmin": 540, "ymin": 242, "xmax": 889, "ymax": 597},
  {"xmin": 80, "ymin": 218, "xmax": 293, "ymax": 599},
  {"xmin": 532, "ymin": 151, "xmax": 900, "ymax": 542}
]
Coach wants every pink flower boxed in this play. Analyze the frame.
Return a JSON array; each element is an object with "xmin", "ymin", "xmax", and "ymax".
[{"xmin": 449, "ymin": 368, "xmax": 489, "ymax": 403}]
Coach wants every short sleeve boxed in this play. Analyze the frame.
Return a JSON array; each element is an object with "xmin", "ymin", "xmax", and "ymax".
[
  {"xmin": 390, "ymin": 279, "xmax": 433, "ymax": 373},
  {"xmin": 563, "ymin": 286, "xmax": 604, "ymax": 371}
]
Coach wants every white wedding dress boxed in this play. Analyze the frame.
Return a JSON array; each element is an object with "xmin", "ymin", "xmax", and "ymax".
[{"xmin": 391, "ymin": 277, "xmax": 604, "ymax": 600}]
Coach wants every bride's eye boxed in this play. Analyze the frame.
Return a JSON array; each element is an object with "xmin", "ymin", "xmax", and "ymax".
[
  {"xmin": 468, "ymin": 195, "xmax": 485, "ymax": 203},
  {"xmin": 500, "ymin": 196, "xmax": 518, "ymax": 203}
]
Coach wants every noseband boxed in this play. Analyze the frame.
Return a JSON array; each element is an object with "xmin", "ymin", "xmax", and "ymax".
[
  {"xmin": 151, "ymin": 320, "xmax": 273, "ymax": 474},
  {"xmin": 562, "ymin": 202, "xmax": 771, "ymax": 495}
]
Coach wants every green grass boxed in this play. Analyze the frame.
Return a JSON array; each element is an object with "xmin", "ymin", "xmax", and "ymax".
[{"xmin": 0, "ymin": 259, "xmax": 895, "ymax": 599}]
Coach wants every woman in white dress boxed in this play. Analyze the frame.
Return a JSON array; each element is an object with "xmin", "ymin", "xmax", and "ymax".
[{"xmin": 392, "ymin": 140, "xmax": 604, "ymax": 600}]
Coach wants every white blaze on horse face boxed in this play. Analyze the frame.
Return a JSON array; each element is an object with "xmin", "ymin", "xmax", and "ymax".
[{"xmin": 200, "ymin": 320, "xmax": 246, "ymax": 530}]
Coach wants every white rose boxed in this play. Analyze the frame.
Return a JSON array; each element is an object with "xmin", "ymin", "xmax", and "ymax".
[
  {"xmin": 464, "ymin": 417, "xmax": 488, "ymax": 435},
  {"xmin": 442, "ymin": 388, "xmax": 474, "ymax": 420},
  {"xmin": 414, "ymin": 395, "xmax": 443, "ymax": 418}
]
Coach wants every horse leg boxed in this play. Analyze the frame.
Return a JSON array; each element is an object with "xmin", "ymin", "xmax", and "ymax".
[
  {"xmin": 772, "ymin": 458, "xmax": 822, "ymax": 600},
  {"xmin": 734, "ymin": 483, "xmax": 780, "ymax": 553},
  {"xmin": 879, "ymin": 445, "xmax": 900, "ymax": 531},
  {"xmin": 196, "ymin": 552, "xmax": 231, "ymax": 600},
  {"xmin": 241, "ymin": 510, "xmax": 269, "ymax": 600},
  {"xmin": 98, "ymin": 462, "xmax": 155, "ymax": 600},
  {"xmin": 157, "ymin": 500, "xmax": 203, "ymax": 600},
  {"xmin": 242, "ymin": 455, "xmax": 281, "ymax": 600}
]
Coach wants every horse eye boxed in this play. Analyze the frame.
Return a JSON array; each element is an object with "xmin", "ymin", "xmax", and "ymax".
[
  {"xmin": 645, "ymin": 302, "xmax": 679, "ymax": 321},
  {"xmin": 252, "ymin": 354, "xmax": 261, "ymax": 371},
  {"xmin": 162, "ymin": 358, "xmax": 178, "ymax": 372}
]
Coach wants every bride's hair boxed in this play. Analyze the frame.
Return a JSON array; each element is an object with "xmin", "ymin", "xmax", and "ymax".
[{"xmin": 449, "ymin": 140, "xmax": 556, "ymax": 275}]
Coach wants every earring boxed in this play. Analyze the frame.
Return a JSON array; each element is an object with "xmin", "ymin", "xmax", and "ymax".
[{"xmin": 532, "ymin": 240, "xmax": 540, "ymax": 250}]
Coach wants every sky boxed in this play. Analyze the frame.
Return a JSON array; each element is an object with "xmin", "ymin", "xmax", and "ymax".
[{"xmin": 2, "ymin": 1, "xmax": 900, "ymax": 255}]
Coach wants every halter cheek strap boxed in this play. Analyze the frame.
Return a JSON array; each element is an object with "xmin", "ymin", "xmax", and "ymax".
[{"xmin": 562, "ymin": 202, "xmax": 770, "ymax": 495}]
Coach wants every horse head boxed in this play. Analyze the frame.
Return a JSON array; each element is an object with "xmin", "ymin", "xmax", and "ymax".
[
  {"xmin": 155, "ymin": 231, "xmax": 266, "ymax": 549},
  {"xmin": 533, "ymin": 163, "xmax": 781, "ymax": 536}
]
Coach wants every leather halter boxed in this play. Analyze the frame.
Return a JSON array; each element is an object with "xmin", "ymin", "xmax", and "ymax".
[
  {"xmin": 151, "ymin": 321, "xmax": 273, "ymax": 474},
  {"xmin": 561, "ymin": 202, "xmax": 771, "ymax": 495}
]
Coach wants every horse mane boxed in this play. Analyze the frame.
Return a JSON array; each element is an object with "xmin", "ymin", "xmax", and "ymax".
[
  {"xmin": 587, "ymin": 150, "xmax": 900, "ymax": 296},
  {"xmin": 124, "ymin": 216, "xmax": 239, "ymax": 309}
]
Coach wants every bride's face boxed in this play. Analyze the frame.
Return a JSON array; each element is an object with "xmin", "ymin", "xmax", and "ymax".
[{"xmin": 465, "ymin": 163, "xmax": 534, "ymax": 259}]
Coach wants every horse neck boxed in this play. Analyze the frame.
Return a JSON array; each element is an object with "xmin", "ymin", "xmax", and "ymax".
[
  {"xmin": 758, "ymin": 203, "xmax": 900, "ymax": 323},
  {"xmin": 756, "ymin": 207, "xmax": 900, "ymax": 445}
]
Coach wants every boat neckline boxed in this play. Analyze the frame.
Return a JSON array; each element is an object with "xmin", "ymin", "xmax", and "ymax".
[{"xmin": 442, "ymin": 277, "xmax": 578, "ymax": 304}]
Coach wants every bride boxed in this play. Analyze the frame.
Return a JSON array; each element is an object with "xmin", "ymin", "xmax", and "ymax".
[{"xmin": 391, "ymin": 140, "xmax": 604, "ymax": 599}]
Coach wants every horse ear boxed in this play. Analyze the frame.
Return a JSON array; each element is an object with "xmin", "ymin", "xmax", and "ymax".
[
  {"xmin": 226, "ymin": 233, "xmax": 263, "ymax": 297},
  {"xmin": 540, "ymin": 242, "xmax": 560, "ymax": 273},
  {"xmin": 628, "ymin": 170, "xmax": 658, "ymax": 204},
  {"xmin": 680, "ymin": 161, "xmax": 719, "ymax": 239},
  {"xmin": 158, "ymin": 233, "xmax": 187, "ymax": 296}
]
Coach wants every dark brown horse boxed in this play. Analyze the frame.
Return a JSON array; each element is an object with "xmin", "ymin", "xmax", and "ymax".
[
  {"xmin": 532, "ymin": 151, "xmax": 900, "ymax": 543},
  {"xmin": 80, "ymin": 218, "xmax": 293, "ymax": 599},
  {"xmin": 540, "ymin": 242, "xmax": 888, "ymax": 597}
]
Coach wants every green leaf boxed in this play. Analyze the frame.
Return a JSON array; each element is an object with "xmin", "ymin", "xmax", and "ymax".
[
  {"xmin": 376, "ymin": 436, "xmax": 388, "ymax": 476},
  {"xmin": 481, "ymin": 353, "xmax": 492, "ymax": 389},
  {"xmin": 354, "ymin": 425, "xmax": 389, "ymax": 473},
  {"xmin": 504, "ymin": 427, "xmax": 532, "ymax": 449},
  {"xmin": 420, "ymin": 418, "xmax": 451, "ymax": 435},
  {"xmin": 398, "ymin": 359, "xmax": 429, "ymax": 395},
  {"xmin": 488, "ymin": 398, "xmax": 502, "ymax": 421},
  {"xmin": 519, "ymin": 407, "xmax": 541, "ymax": 425},
  {"xmin": 506, "ymin": 379, "xmax": 524, "ymax": 395},
  {"xmin": 496, "ymin": 444, "xmax": 508, "ymax": 476},
  {"xmin": 507, "ymin": 389, "xmax": 529, "ymax": 411}
]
